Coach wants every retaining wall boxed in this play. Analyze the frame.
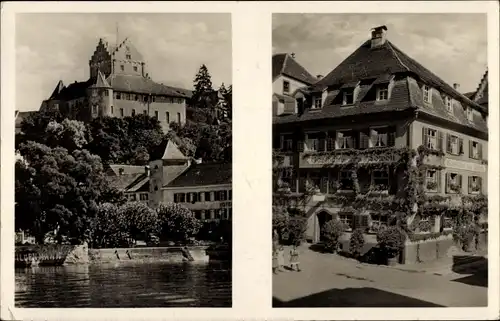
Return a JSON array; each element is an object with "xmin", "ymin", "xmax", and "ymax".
[{"xmin": 88, "ymin": 246, "xmax": 209, "ymax": 263}]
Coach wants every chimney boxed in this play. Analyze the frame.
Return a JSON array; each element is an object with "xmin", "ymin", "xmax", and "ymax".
[
  {"xmin": 118, "ymin": 167, "xmax": 124, "ymax": 176},
  {"xmin": 453, "ymin": 83, "xmax": 460, "ymax": 91},
  {"xmin": 144, "ymin": 165, "xmax": 150, "ymax": 177},
  {"xmin": 290, "ymin": 52, "xmax": 296, "ymax": 59},
  {"xmin": 316, "ymin": 75, "xmax": 323, "ymax": 80},
  {"xmin": 371, "ymin": 25, "xmax": 388, "ymax": 48}
]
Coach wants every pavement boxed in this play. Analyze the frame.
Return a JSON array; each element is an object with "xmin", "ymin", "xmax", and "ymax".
[{"xmin": 273, "ymin": 245, "xmax": 487, "ymax": 307}]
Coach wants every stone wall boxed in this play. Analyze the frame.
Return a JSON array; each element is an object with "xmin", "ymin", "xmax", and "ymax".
[{"xmin": 89, "ymin": 246, "xmax": 209, "ymax": 264}]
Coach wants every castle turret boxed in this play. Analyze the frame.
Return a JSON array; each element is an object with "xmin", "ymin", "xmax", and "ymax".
[{"xmin": 87, "ymin": 69, "xmax": 113, "ymax": 118}]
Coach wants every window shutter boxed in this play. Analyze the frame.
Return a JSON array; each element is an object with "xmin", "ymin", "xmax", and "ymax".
[
  {"xmin": 478, "ymin": 143, "xmax": 483, "ymax": 159},
  {"xmin": 370, "ymin": 129, "xmax": 377, "ymax": 147},
  {"xmin": 361, "ymin": 215, "xmax": 369, "ymax": 228},
  {"xmin": 436, "ymin": 170, "xmax": 441, "ymax": 192},
  {"xmin": 321, "ymin": 177, "xmax": 328, "ymax": 193},
  {"xmin": 318, "ymin": 137, "xmax": 326, "ymax": 152},
  {"xmin": 381, "ymin": 133, "xmax": 388, "ymax": 146},
  {"xmin": 478, "ymin": 177, "xmax": 482, "ymax": 193},
  {"xmin": 445, "ymin": 173, "xmax": 450, "ymax": 193},
  {"xmin": 437, "ymin": 131, "xmax": 444, "ymax": 151},
  {"xmin": 459, "ymin": 138, "xmax": 464, "ymax": 154},
  {"xmin": 469, "ymin": 140, "xmax": 473, "ymax": 158},
  {"xmin": 280, "ymin": 135, "xmax": 284, "ymax": 150},
  {"xmin": 297, "ymin": 140, "xmax": 304, "ymax": 152},
  {"xmin": 458, "ymin": 174, "xmax": 463, "ymax": 190},
  {"xmin": 468, "ymin": 176, "xmax": 472, "ymax": 194},
  {"xmin": 422, "ymin": 127, "xmax": 427, "ymax": 147},
  {"xmin": 360, "ymin": 132, "xmax": 369, "ymax": 149},
  {"xmin": 446, "ymin": 134, "xmax": 451, "ymax": 153}
]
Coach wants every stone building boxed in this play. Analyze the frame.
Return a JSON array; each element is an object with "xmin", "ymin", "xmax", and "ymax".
[
  {"xmin": 40, "ymin": 38, "xmax": 191, "ymax": 133},
  {"xmin": 273, "ymin": 26, "xmax": 488, "ymax": 243}
]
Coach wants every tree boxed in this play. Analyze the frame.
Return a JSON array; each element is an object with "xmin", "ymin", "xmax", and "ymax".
[
  {"xmin": 323, "ymin": 220, "xmax": 346, "ymax": 253},
  {"xmin": 89, "ymin": 203, "xmax": 126, "ymax": 248},
  {"xmin": 45, "ymin": 119, "xmax": 88, "ymax": 152},
  {"xmin": 157, "ymin": 203, "xmax": 201, "ymax": 243},
  {"xmin": 191, "ymin": 64, "xmax": 215, "ymax": 110},
  {"xmin": 16, "ymin": 109, "xmax": 64, "ymax": 149},
  {"xmin": 15, "ymin": 141, "xmax": 122, "ymax": 244},
  {"xmin": 119, "ymin": 202, "xmax": 159, "ymax": 244}
]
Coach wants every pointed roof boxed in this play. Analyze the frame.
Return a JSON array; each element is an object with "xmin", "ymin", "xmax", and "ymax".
[
  {"xmin": 90, "ymin": 70, "xmax": 111, "ymax": 88},
  {"xmin": 162, "ymin": 140, "xmax": 188, "ymax": 160},
  {"xmin": 49, "ymin": 80, "xmax": 65, "ymax": 99},
  {"xmin": 273, "ymin": 53, "xmax": 317, "ymax": 85},
  {"xmin": 470, "ymin": 69, "xmax": 488, "ymax": 108}
]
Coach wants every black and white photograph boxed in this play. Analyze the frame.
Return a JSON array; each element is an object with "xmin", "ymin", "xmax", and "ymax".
[
  {"xmin": 13, "ymin": 12, "xmax": 232, "ymax": 308},
  {"xmin": 272, "ymin": 13, "xmax": 489, "ymax": 307}
]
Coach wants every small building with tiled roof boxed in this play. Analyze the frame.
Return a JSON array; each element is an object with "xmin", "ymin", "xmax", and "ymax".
[
  {"xmin": 273, "ymin": 26, "xmax": 488, "ymax": 245},
  {"xmin": 40, "ymin": 37, "xmax": 191, "ymax": 133},
  {"xmin": 272, "ymin": 53, "xmax": 318, "ymax": 116},
  {"xmin": 104, "ymin": 164, "xmax": 150, "ymax": 202}
]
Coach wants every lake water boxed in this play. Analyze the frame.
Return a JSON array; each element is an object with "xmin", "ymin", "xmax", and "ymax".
[{"xmin": 15, "ymin": 261, "xmax": 231, "ymax": 307}]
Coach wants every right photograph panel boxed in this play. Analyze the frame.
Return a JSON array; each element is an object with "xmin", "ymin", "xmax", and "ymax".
[{"xmin": 272, "ymin": 13, "xmax": 488, "ymax": 308}]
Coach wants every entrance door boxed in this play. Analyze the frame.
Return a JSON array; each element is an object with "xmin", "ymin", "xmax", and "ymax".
[{"xmin": 317, "ymin": 211, "xmax": 333, "ymax": 242}]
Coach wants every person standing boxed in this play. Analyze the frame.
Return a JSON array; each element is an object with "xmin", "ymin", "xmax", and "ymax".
[
  {"xmin": 289, "ymin": 244, "xmax": 301, "ymax": 272},
  {"xmin": 277, "ymin": 245, "xmax": 285, "ymax": 271},
  {"xmin": 272, "ymin": 248, "xmax": 279, "ymax": 274}
]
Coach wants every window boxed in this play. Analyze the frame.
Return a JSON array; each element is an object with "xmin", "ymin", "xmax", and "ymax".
[
  {"xmin": 135, "ymin": 95, "xmax": 139, "ymax": 101},
  {"xmin": 110, "ymin": 106, "xmax": 114, "ymax": 114},
  {"xmin": 467, "ymin": 107, "xmax": 473, "ymax": 121},
  {"xmin": 422, "ymin": 127, "xmax": 442, "ymax": 150},
  {"xmin": 204, "ymin": 191, "xmax": 211, "ymax": 202},
  {"xmin": 133, "ymin": 66, "xmax": 137, "ymax": 72},
  {"xmin": 342, "ymin": 89, "xmax": 354, "ymax": 105},
  {"xmin": 446, "ymin": 134, "xmax": 463, "ymax": 155},
  {"xmin": 166, "ymin": 112, "xmax": 170, "ymax": 123},
  {"xmin": 339, "ymin": 170, "xmax": 353, "ymax": 190},
  {"xmin": 228, "ymin": 190, "xmax": 232, "ymax": 200},
  {"xmin": 129, "ymin": 194, "xmax": 137, "ymax": 201},
  {"xmin": 370, "ymin": 214, "xmax": 388, "ymax": 231},
  {"xmin": 376, "ymin": 86, "xmax": 389, "ymax": 101},
  {"xmin": 140, "ymin": 193, "xmax": 148, "ymax": 201},
  {"xmin": 120, "ymin": 65, "xmax": 124, "ymax": 71},
  {"xmin": 143, "ymin": 110, "xmax": 147, "ymax": 115},
  {"xmin": 174, "ymin": 193, "xmax": 186, "ymax": 203},
  {"xmin": 469, "ymin": 176, "xmax": 482, "ymax": 194},
  {"xmin": 337, "ymin": 131, "xmax": 354, "ymax": 149},
  {"xmin": 92, "ymin": 105, "xmax": 98, "ymax": 114},
  {"xmin": 177, "ymin": 112, "xmax": 181, "ymax": 123},
  {"xmin": 370, "ymin": 127, "xmax": 395, "ymax": 148},
  {"xmin": 155, "ymin": 111, "xmax": 159, "ymax": 120},
  {"xmin": 283, "ymin": 80, "xmax": 290, "ymax": 94},
  {"xmin": 131, "ymin": 109, "xmax": 136, "ymax": 116},
  {"xmin": 313, "ymin": 97, "xmax": 322, "ymax": 109},
  {"xmin": 339, "ymin": 214, "xmax": 353, "ymax": 230},
  {"xmin": 446, "ymin": 173, "xmax": 462, "ymax": 194},
  {"xmin": 281, "ymin": 135, "xmax": 293, "ymax": 151},
  {"xmin": 445, "ymin": 96, "xmax": 453, "ymax": 113},
  {"xmin": 143, "ymin": 96, "xmax": 148, "ymax": 102},
  {"xmin": 372, "ymin": 170, "xmax": 389, "ymax": 190},
  {"xmin": 194, "ymin": 211, "xmax": 202, "ymax": 220},
  {"xmin": 426, "ymin": 170, "xmax": 439, "ymax": 192},
  {"xmin": 423, "ymin": 85, "xmax": 431, "ymax": 103},
  {"xmin": 120, "ymin": 108, "xmax": 124, "ymax": 117},
  {"xmin": 126, "ymin": 54, "xmax": 131, "ymax": 59},
  {"xmin": 209, "ymin": 210, "xmax": 215, "ymax": 220},
  {"xmin": 469, "ymin": 141, "xmax": 482, "ymax": 159},
  {"xmin": 116, "ymin": 92, "xmax": 121, "ymax": 99},
  {"xmin": 104, "ymin": 91, "xmax": 109, "ymax": 97}
]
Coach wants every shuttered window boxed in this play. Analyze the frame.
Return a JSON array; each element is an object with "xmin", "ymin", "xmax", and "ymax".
[
  {"xmin": 422, "ymin": 127, "xmax": 443, "ymax": 151},
  {"xmin": 468, "ymin": 176, "xmax": 482, "ymax": 194}
]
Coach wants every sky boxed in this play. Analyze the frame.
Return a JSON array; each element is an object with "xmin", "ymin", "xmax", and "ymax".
[
  {"xmin": 15, "ymin": 13, "xmax": 232, "ymax": 111},
  {"xmin": 273, "ymin": 13, "xmax": 487, "ymax": 94}
]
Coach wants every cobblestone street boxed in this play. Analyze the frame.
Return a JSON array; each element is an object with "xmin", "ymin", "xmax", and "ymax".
[{"xmin": 273, "ymin": 245, "xmax": 487, "ymax": 307}]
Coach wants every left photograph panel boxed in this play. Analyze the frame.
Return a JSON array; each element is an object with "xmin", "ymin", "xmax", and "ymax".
[{"xmin": 14, "ymin": 12, "xmax": 232, "ymax": 308}]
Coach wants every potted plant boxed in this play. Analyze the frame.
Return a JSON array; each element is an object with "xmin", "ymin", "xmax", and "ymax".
[
  {"xmin": 449, "ymin": 183, "xmax": 462, "ymax": 193},
  {"xmin": 376, "ymin": 226, "xmax": 406, "ymax": 266},
  {"xmin": 349, "ymin": 228, "xmax": 365, "ymax": 259},
  {"xmin": 323, "ymin": 220, "xmax": 346, "ymax": 253},
  {"xmin": 426, "ymin": 181, "xmax": 438, "ymax": 191}
]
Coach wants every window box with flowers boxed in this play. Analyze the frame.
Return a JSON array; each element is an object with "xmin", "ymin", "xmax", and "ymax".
[
  {"xmin": 446, "ymin": 173, "xmax": 462, "ymax": 194},
  {"xmin": 425, "ymin": 170, "xmax": 440, "ymax": 192},
  {"xmin": 468, "ymin": 176, "xmax": 482, "ymax": 194},
  {"xmin": 417, "ymin": 219, "xmax": 433, "ymax": 233},
  {"xmin": 442, "ymin": 216, "xmax": 453, "ymax": 230}
]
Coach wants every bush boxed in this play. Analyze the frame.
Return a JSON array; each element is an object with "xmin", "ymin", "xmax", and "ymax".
[
  {"xmin": 349, "ymin": 228, "xmax": 365, "ymax": 257},
  {"xmin": 323, "ymin": 220, "xmax": 346, "ymax": 253},
  {"xmin": 376, "ymin": 226, "xmax": 406, "ymax": 258},
  {"xmin": 157, "ymin": 203, "xmax": 202, "ymax": 243},
  {"xmin": 452, "ymin": 223, "xmax": 477, "ymax": 251},
  {"xmin": 287, "ymin": 216, "xmax": 307, "ymax": 246}
]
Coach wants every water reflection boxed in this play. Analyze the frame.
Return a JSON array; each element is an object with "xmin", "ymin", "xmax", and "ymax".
[{"xmin": 16, "ymin": 262, "xmax": 231, "ymax": 307}]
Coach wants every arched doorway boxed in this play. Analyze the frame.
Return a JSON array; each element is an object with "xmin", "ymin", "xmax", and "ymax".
[{"xmin": 317, "ymin": 211, "xmax": 334, "ymax": 243}]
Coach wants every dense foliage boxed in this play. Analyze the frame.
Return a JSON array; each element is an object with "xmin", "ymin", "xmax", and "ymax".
[
  {"xmin": 157, "ymin": 203, "xmax": 202, "ymax": 243},
  {"xmin": 322, "ymin": 220, "xmax": 346, "ymax": 253},
  {"xmin": 376, "ymin": 226, "xmax": 406, "ymax": 258},
  {"xmin": 349, "ymin": 228, "xmax": 365, "ymax": 257}
]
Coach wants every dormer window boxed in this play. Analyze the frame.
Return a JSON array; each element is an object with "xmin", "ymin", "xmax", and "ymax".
[
  {"xmin": 126, "ymin": 54, "xmax": 131, "ymax": 60},
  {"xmin": 445, "ymin": 96, "xmax": 453, "ymax": 112},
  {"xmin": 423, "ymin": 85, "xmax": 432, "ymax": 103},
  {"xmin": 120, "ymin": 65, "xmax": 125, "ymax": 71},
  {"xmin": 376, "ymin": 85, "xmax": 389, "ymax": 101},
  {"xmin": 466, "ymin": 107, "xmax": 473, "ymax": 121},
  {"xmin": 343, "ymin": 89, "xmax": 354, "ymax": 105},
  {"xmin": 283, "ymin": 80, "xmax": 290, "ymax": 94},
  {"xmin": 312, "ymin": 97, "xmax": 322, "ymax": 109}
]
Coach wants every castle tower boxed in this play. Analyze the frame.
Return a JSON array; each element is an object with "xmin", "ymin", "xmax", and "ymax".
[{"xmin": 87, "ymin": 69, "xmax": 113, "ymax": 118}]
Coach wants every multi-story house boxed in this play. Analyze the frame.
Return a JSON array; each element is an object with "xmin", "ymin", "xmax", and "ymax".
[
  {"xmin": 273, "ymin": 26, "xmax": 488, "ymax": 244},
  {"xmin": 105, "ymin": 164, "xmax": 150, "ymax": 203},
  {"xmin": 40, "ymin": 37, "xmax": 190, "ymax": 133},
  {"xmin": 272, "ymin": 53, "xmax": 318, "ymax": 116}
]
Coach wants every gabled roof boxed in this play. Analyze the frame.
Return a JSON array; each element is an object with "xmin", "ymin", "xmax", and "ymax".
[
  {"xmin": 162, "ymin": 140, "xmax": 188, "ymax": 160},
  {"xmin": 274, "ymin": 35, "xmax": 488, "ymax": 134},
  {"xmin": 57, "ymin": 78, "xmax": 94, "ymax": 100},
  {"xmin": 273, "ymin": 53, "xmax": 317, "ymax": 85},
  {"xmin": 166, "ymin": 162, "xmax": 232, "ymax": 188},
  {"xmin": 105, "ymin": 164, "xmax": 149, "ymax": 192},
  {"xmin": 49, "ymin": 80, "xmax": 65, "ymax": 99},
  {"xmin": 106, "ymin": 74, "xmax": 190, "ymax": 98},
  {"xmin": 470, "ymin": 70, "xmax": 488, "ymax": 108}
]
